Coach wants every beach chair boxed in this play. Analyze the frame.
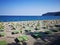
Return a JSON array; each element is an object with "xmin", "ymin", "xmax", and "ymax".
[
  {"xmin": 0, "ymin": 40, "xmax": 6, "ymax": 45},
  {"xmin": 12, "ymin": 30, "xmax": 19, "ymax": 34},
  {"xmin": 0, "ymin": 32, "xmax": 5, "ymax": 37},
  {"xmin": 15, "ymin": 35, "xmax": 28, "ymax": 43}
]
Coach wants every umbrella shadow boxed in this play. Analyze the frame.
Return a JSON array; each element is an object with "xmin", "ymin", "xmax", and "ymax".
[
  {"xmin": 7, "ymin": 42, "xmax": 20, "ymax": 45},
  {"xmin": 33, "ymin": 41, "xmax": 44, "ymax": 45}
]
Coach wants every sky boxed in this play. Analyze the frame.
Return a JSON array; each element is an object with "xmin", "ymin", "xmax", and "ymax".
[{"xmin": 0, "ymin": 0, "xmax": 60, "ymax": 16}]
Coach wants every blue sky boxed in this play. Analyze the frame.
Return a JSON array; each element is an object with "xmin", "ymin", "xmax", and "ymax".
[{"xmin": 0, "ymin": 0, "xmax": 60, "ymax": 16}]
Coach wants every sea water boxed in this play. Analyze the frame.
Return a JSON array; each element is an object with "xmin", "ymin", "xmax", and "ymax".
[{"xmin": 0, "ymin": 16, "xmax": 60, "ymax": 22}]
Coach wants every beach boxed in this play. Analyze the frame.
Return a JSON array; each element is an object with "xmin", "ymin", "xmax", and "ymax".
[{"xmin": 0, "ymin": 20, "xmax": 60, "ymax": 45}]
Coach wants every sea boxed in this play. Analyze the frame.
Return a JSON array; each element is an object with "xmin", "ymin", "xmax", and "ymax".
[{"xmin": 0, "ymin": 16, "xmax": 60, "ymax": 22}]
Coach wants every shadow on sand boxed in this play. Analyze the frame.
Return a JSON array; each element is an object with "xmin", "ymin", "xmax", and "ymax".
[
  {"xmin": 7, "ymin": 42, "xmax": 27, "ymax": 45},
  {"xmin": 33, "ymin": 41, "xmax": 44, "ymax": 45},
  {"xmin": 34, "ymin": 38, "xmax": 60, "ymax": 45},
  {"xmin": 46, "ymin": 34, "xmax": 60, "ymax": 45},
  {"xmin": 7, "ymin": 43, "xmax": 20, "ymax": 45},
  {"xmin": 47, "ymin": 38, "xmax": 60, "ymax": 45}
]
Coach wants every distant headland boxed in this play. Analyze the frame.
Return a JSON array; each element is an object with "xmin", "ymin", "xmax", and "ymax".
[{"xmin": 42, "ymin": 12, "xmax": 60, "ymax": 16}]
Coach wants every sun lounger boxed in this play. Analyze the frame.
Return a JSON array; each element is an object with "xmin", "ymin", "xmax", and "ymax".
[
  {"xmin": 12, "ymin": 30, "xmax": 19, "ymax": 34},
  {"xmin": 15, "ymin": 35, "xmax": 28, "ymax": 43},
  {"xmin": 0, "ymin": 32, "xmax": 5, "ymax": 37}
]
